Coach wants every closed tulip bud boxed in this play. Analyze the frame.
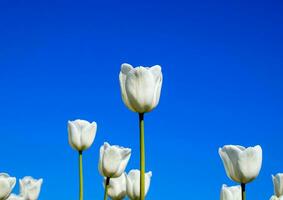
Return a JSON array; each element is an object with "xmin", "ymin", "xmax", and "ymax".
[
  {"xmin": 104, "ymin": 173, "xmax": 127, "ymax": 200},
  {"xmin": 0, "ymin": 173, "xmax": 16, "ymax": 200},
  {"xmin": 219, "ymin": 145, "xmax": 262, "ymax": 184},
  {"xmin": 126, "ymin": 170, "xmax": 152, "ymax": 200},
  {"xmin": 68, "ymin": 119, "xmax": 97, "ymax": 151},
  {"xmin": 119, "ymin": 63, "xmax": 163, "ymax": 113},
  {"xmin": 220, "ymin": 184, "xmax": 241, "ymax": 200},
  {"xmin": 99, "ymin": 142, "xmax": 131, "ymax": 178},
  {"xmin": 19, "ymin": 177, "xmax": 43, "ymax": 200},
  {"xmin": 272, "ymin": 173, "xmax": 283, "ymax": 197}
]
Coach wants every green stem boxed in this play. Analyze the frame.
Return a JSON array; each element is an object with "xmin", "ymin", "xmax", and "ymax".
[
  {"xmin": 103, "ymin": 177, "xmax": 110, "ymax": 200},
  {"xmin": 241, "ymin": 183, "xmax": 246, "ymax": 200},
  {"xmin": 79, "ymin": 151, "xmax": 84, "ymax": 200},
  {"xmin": 139, "ymin": 113, "xmax": 145, "ymax": 200}
]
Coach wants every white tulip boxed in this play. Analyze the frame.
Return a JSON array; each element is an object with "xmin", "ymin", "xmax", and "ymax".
[
  {"xmin": 99, "ymin": 142, "xmax": 131, "ymax": 178},
  {"xmin": 68, "ymin": 119, "xmax": 97, "ymax": 151},
  {"xmin": 220, "ymin": 184, "xmax": 241, "ymax": 200},
  {"xmin": 119, "ymin": 63, "xmax": 163, "ymax": 113},
  {"xmin": 104, "ymin": 173, "xmax": 127, "ymax": 200},
  {"xmin": 126, "ymin": 170, "xmax": 152, "ymax": 200},
  {"xmin": 6, "ymin": 194, "xmax": 24, "ymax": 200},
  {"xmin": 270, "ymin": 195, "xmax": 283, "ymax": 200},
  {"xmin": 219, "ymin": 145, "xmax": 262, "ymax": 184},
  {"xmin": 19, "ymin": 177, "xmax": 43, "ymax": 200},
  {"xmin": 273, "ymin": 173, "xmax": 283, "ymax": 197},
  {"xmin": 0, "ymin": 173, "xmax": 16, "ymax": 200}
]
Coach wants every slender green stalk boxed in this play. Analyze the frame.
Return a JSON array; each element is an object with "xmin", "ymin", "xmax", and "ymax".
[
  {"xmin": 79, "ymin": 151, "xmax": 84, "ymax": 200},
  {"xmin": 139, "ymin": 113, "xmax": 145, "ymax": 200},
  {"xmin": 103, "ymin": 177, "xmax": 110, "ymax": 200},
  {"xmin": 241, "ymin": 183, "xmax": 246, "ymax": 200}
]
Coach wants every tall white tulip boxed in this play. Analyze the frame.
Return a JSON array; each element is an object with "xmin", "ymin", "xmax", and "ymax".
[
  {"xmin": 68, "ymin": 119, "xmax": 97, "ymax": 200},
  {"xmin": 220, "ymin": 184, "xmax": 241, "ymax": 200},
  {"xmin": 19, "ymin": 177, "xmax": 43, "ymax": 200},
  {"xmin": 218, "ymin": 145, "xmax": 262, "ymax": 184},
  {"xmin": 126, "ymin": 170, "xmax": 152, "ymax": 200},
  {"xmin": 99, "ymin": 142, "xmax": 131, "ymax": 178},
  {"xmin": 104, "ymin": 173, "xmax": 127, "ymax": 200},
  {"xmin": 0, "ymin": 173, "xmax": 16, "ymax": 200},
  {"xmin": 68, "ymin": 119, "xmax": 97, "ymax": 151},
  {"xmin": 272, "ymin": 173, "xmax": 283, "ymax": 197},
  {"xmin": 119, "ymin": 63, "xmax": 163, "ymax": 113}
]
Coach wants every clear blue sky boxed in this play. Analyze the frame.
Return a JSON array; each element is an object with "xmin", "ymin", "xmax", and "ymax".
[{"xmin": 0, "ymin": 0, "xmax": 282, "ymax": 199}]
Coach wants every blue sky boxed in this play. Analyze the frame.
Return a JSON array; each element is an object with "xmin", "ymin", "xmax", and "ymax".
[{"xmin": 0, "ymin": 0, "xmax": 282, "ymax": 199}]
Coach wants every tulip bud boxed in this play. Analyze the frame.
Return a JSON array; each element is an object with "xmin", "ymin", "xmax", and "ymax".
[
  {"xmin": 119, "ymin": 63, "xmax": 163, "ymax": 113},
  {"xmin": 68, "ymin": 119, "xmax": 97, "ymax": 151},
  {"xmin": 0, "ymin": 173, "xmax": 16, "ymax": 200},
  {"xmin": 104, "ymin": 173, "xmax": 127, "ymax": 200},
  {"xmin": 19, "ymin": 177, "xmax": 43, "ymax": 200},
  {"xmin": 99, "ymin": 142, "xmax": 131, "ymax": 178},
  {"xmin": 126, "ymin": 170, "xmax": 152, "ymax": 200},
  {"xmin": 220, "ymin": 184, "xmax": 241, "ymax": 200},
  {"xmin": 219, "ymin": 145, "xmax": 262, "ymax": 184},
  {"xmin": 272, "ymin": 173, "xmax": 283, "ymax": 197}
]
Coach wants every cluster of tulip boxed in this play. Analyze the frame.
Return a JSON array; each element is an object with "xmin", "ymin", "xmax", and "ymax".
[
  {"xmin": 68, "ymin": 64, "xmax": 162, "ymax": 200},
  {"xmin": 0, "ymin": 174, "xmax": 42, "ymax": 200},
  {"xmin": 219, "ymin": 145, "xmax": 283, "ymax": 200}
]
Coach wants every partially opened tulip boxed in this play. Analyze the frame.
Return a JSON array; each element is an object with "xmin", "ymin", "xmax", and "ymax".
[
  {"xmin": 272, "ymin": 173, "xmax": 283, "ymax": 197},
  {"xmin": 126, "ymin": 170, "xmax": 152, "ymax": 200},
  {"xmin": 68, "ymin": 119, "xmax": 97, "ymax": 200},
  {"xmin": 19, "ymin": 177, "xmax": 43, "ymax": 200},
  {"xmin": 119, "ymin": 63, "xmax": 162, "ymax": 200},
  {"xmin": 220, "ymin": 184, "xmax": 241, "ymax": 200},
  {"xmin": 0, "ymin": 173, "xmax": 16, "ymax": 200},
  {"xmin": 219, "ymin": 145, "xmax": 262, "ymax": 200},
  {"xmin": 119, "ymin": 63, "xmax": 163, "ymax": 113},
  {"xmin": 104, "ymin": 173, "xmax": 127, "ymax": 200},
  {"xmin": 99, "ymin": 142, "xmax": 131, "ymax": 200}
]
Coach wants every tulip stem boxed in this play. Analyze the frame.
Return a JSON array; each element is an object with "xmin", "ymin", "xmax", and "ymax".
[
  {"xmin": 139, "ymin": 113, "xmax": 145, "ymax": 200},
  {"xmin": 103, "ymin": 177, "xmax": 110, "ymax": 200},
  {"xmin": 241, "ymin": 183, "xmax": 246, "ymax": 200},
  {"xmin": 79, "ymin": 151, "xmax": 84, "ymax": 200}
]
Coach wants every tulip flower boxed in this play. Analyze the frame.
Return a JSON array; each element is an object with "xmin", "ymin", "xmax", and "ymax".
[
  {"xmin": 126, "ymin": 170, "xmax": 152, "ymax": 200},
  {"xmin": 220, "ymin": 184, "xmax": 241, "ymax": 200},
  {"xmin": 119, "ymin": 63, "xmax": 163, "ymax": 114},
  {"xmin": 119, "ymin": 63, "xmax": 162, "ymax": 200},
  {"xmin": 19, "ymin": 176, "xmax": 43, "ymax": 200},
  {"xmin": 219, "ymin": 145, "xmax": 262, "ymax": 200},
  {"xmin": 99, "ymin": 142, "xmax": 131, "ymax": 200},
  {"xmin": 104, "ymin": 173, "xmax": 127, "ymax": 200},
  {"xmin": 68, "ymin": 119, "xmax": 97, "ymax": 200},
  {"xmin": 272, "ymin": 173, "xmax": 283, "ymax": 197},
  {"xmin": 0, "ymin": 173, "xmax": 16, "ymax": 200},
  {"xmin": 68, "ymin": 119, "xmax": 97, "ymax": 151}
]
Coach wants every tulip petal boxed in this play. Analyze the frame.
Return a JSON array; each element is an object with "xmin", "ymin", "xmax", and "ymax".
[
  {"xmin": 150, "ymin": 65, "xmax": 163, "ymax": 107},
  {"xmin": 119, "ymin": 64, "xmax": 135, "ymax": 112},
  {"xmin": 81, "ymin": 121, "xmax": 97, "ymax": 150},
  {"xmin": 125, "ymin": 67, "xmax": 156, "ymax": 113},
  {"xmin": 68, "ymin": 121, "xmax": 81, "ymax": 150}
]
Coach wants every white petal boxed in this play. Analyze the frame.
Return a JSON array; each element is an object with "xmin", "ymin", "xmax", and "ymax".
[
  {"xmin": 107, "ymin": 173, "xmax": 127, "ymax": 200},
  {"xmin": 119, "ymin": 64, "xmax": 135, "ymax": 112},
  {"xmin": 81, "ymin": 121, "xmax": 97, "ymax": 150},
  {"xmin": 238, "ymin": 145, "xmax": 262, "ymax": 183},
  {"xmin": 68, "ymin": 121, "xmax": 82, "ymax": 150},
  {"xmin": 273, "ymin": 173, "xmax": 283, "ymax": 197},
  {"xmin": 125, "ymin": 67, "xmax": 156, "ymax": 113}
]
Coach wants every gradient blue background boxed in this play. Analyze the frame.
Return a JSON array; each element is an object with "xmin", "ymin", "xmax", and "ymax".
[{"xmin": 0, "ymin": 0, "xmax": 282, "ymax": 199}]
